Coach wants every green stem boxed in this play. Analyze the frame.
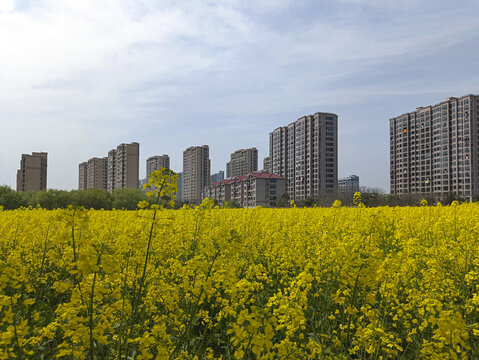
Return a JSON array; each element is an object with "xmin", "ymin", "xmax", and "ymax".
[
  {"xmin": 71, "ymin": 209, "xmax": 77, "ymax": 262},
  {"xmin": 10, "ymin": 296, "xmax": 24, "ymax": 360},
  {"xmin": 69, "ymin": 209, "xmax": 86, "ymax": 307},
  {"xmin": 117, "ymin": 253, "xmax": 131, "ymax": 360},
  {"xmin": 346, "ymin": 263, "xmax": 365, "ymax": 349},
  {"xmin": 124, "ymin": 180, "xmax": 166, "ymax": 357},
  {"xmin": 169, "ymin": 250, "xmax": 220, "ymax": 359},
  {"xmin": 89, "ymin": 253, "xmax": 101, "ymax": 360}
]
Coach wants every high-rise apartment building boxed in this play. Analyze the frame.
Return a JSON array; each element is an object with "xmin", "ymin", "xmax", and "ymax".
[
  {"xmin": 390, "ymin": 94, "xmax": 479, "ymax": 200},
  {"xmin": 210, "ymin": 171, "xmax": 224, "ymax": 183},
  {"xmin": 16, "ymin": 152, "xmax": 48, "ymax": 191},
  {"xmin": 79, "ymin": 162, "xmax": 87, "ymax": 190},
  {"xmin": 226, "ymin": 148, "xmax": 258, "ymax": 178},
  {"xmin": 183, "ymin": 145, "xmax": 210, "ymax": 203},
  {"xmin": 86, "ymin": 157, "xmax": 108, "ymax": 190},
  {"xmin": 263, "ymin": 156, "xmax": 271, "ymax": 173},
  {"xmin": 270, "ymin": 126, "xmax": 288, "ymax": 177},
  {"xmin": 269, "ymin": 112, "xmax": 338, "ymax": 200},
  {"xmin": 176, "ymin": 172, "xmax": 183, "ymax": 203},
  {"xmin": 146, "ymin": 155, "xmax": 170, "ymax": 178},
  {"xmin": 107, "ymin": 142, "xmax": 139, "ymax": 192}
]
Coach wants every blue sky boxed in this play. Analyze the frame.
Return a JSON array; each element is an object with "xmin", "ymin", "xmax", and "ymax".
[{"xmin": 1, "ymin": 0, "xmax": 479, "ymax": 191}]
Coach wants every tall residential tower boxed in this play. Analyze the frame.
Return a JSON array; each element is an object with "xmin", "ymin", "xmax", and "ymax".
[
  {"xmin": 79, "ymin": 162, "xmax": 87, "ymax": 191},
  {"xmin": 263, "ymin": 156, "xmax": 271, "ymax": 173},
  {"xmin": 146, "ymin": 155, "xmax": 170, "ymax": 178},
  {"xmin": 226, "ymin": 148, "xmax": 258, "ymax": 178},
  {"xmin": 269, "ymin": 112, "xmax": 338, "ymax": 200},
  {"xmin": 16, "ymin": 152, "xmax": 48, "ymax": 191},
  {"xmin": 183, "ymin": 145, "xmax": 210, "ymax": 203},
  {"xmin": 107, "ymin": 142, "xmax": 140, "ymax": 192},
  {"xmin": 390, "ymin": 94, "xmax": 479, "ymax": 200}
]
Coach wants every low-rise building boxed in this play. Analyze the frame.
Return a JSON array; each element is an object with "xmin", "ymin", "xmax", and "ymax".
[
  {"xmin": 338, "ymin": 175, "xmax": 360, "ymax": 193},
  {"xmin": 202, "ymin": 172, "xmax": 285, "ymax": 207}
]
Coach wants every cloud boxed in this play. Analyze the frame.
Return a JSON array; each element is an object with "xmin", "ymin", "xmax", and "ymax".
[
  {"xmin": 0, "ymin": 0, "xmax": 15, "ymax": 12},
  {"xmin": 1, "ymin": 0, "xmax": 479, "ymax": 191},
  {"xmin": 0, "ymin": 1, "xmax": 248, "ymax": 92}
]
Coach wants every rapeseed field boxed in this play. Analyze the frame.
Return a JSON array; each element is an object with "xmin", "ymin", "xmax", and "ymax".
[{"xmin": 1, "ymin": 176, "xmax": 479, "ymax": 359}]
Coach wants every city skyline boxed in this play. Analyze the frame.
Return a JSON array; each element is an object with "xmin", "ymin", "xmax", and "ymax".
[
  {"xmin": 1, "ymin": 1, "xmax": 479, "ymax": 191},
  {"xmin": 5, "ymin": 97, "xmax": 479, "ymax": 194}
]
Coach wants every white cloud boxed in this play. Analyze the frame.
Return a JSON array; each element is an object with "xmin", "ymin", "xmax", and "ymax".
[
  {"xmin": 0, "ymin": 0, "xmax": 15, "ymax": 12},
  {"xmin": 0, "ymin": 0, "xmax": 256, "ymax": 188},
  {"xmin": 1, "ymin": 0, "xmax": 478, "ymax": 190},
  {"xmin": 0, "ymin": 1, "xmax": 248, "ymax": 93}
]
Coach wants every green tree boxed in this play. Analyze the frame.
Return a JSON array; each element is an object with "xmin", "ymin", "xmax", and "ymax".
[
  {"xmin": 0, "ymin": 186, "xmax": 26, "ymax": 209},
  {"xmin": 112, "ymin": 188, "xmax": 149, "ymax": 210},
  {"xmin": 276, "ymin": 193, "xmax": 290, "ymax": 208},
  {"xmin": 21, "ymin": 189, "xmax": 68, "ymax": 209},
  {"xmin": 72, "ymin": 189, "xmax": 113, "ymax": 209}
]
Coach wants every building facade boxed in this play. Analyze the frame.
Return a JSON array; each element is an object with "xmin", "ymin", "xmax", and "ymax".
[
  {"xmin": 16, "ymin": 152, "xmax": 48, "ymax": 191},
  {"xmin": 210, "ymin": 171, "xmax": 224, "ymax": 184},
  {"xmin": 263, "ymin": 156, "xmax": 271, "ymax": 173},
  {"xmin": 79, "ymin": 162, "xmax": 87, "ymax": 190},
  {"xmin": 226, "ymin": 148, "xmax": 258, "ymax": 178},
  {"xmin": 146, "ymin": 155, "xmax": 170, "ymax": 178},
  {"xmin": 269, "ymin": 112, "xmax": 338, "ymax": 200},
  {"xmin": 183, "ymin": 145, "xmax": 210, "ymax": 203},
  {"xmin": 202, "ymin": 172, "xmax": 286, "ymax": 207},
  {"xmin": 338, "ymin": 175, "xmax": 359, "ymax": 194},
  {"xmin": 86, "ymin": 157, "xmax": 108, "ymax": 190},
  {"xmin": 176, "ymin": 172, "xmax": 183, "ymax": 203},
  {"xmin": 107, "ymin": 142, "xmax": 140, "ymax": 192},
  {"xmin": 390, "ymin": 94, "xmax": 479, "ymax": 200}
]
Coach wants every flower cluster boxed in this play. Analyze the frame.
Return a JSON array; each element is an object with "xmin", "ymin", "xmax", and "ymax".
[{"xmin": 1, "ymin": 203, "xmax": 479, "ymax": 359}]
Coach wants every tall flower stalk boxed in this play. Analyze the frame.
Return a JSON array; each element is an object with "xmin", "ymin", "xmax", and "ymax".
[{"xmin": 122, "ymin": 168, "xmax": 178, "ymax": 358}]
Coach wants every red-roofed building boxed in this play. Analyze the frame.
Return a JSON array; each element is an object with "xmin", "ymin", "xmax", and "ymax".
[{"xmin": 202, "ymin": 171, "xmax": 286, "ymax": 207}]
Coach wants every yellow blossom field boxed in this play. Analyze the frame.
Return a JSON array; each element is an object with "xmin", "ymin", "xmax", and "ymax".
[{"xmin": 1, "ymin": 203, "xmax": 479, "ymax": 359}]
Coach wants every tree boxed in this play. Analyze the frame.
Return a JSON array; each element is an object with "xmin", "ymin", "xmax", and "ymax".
[
  {"xmin": 276, "ymin": 193, "xmax": 290, "ymax": 208},
  {"xmin": 0, "ymin": 186, "xmax": 26, "ymax": 209},
  {"xmin": 112, "ymin": 188, "xmax": 149, "ymax": 210},
  {"xmin": 72, "ymin": 189, "xmax": 113, "ymax": 209},
  {"xmin": 24, "ymin": 189, "xmax": 72, "ymax": 209}
]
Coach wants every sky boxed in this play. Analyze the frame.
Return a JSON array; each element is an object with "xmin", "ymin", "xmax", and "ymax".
[{"xmin": 1, "ymin": 0, "xmax": 479, "ymax": 192}]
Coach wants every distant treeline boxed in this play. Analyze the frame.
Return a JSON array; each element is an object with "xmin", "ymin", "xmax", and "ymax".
[
  {"xmin": 0, "ymin": 185, "xmax": 473, "ymax": 210},
  {"xmin": 0, "ymin": 186, "xmax": 179, "ymax": 210},
  {"xmin": 277, "ymin": 188, "xmax": 473, "ymax": 208}
]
